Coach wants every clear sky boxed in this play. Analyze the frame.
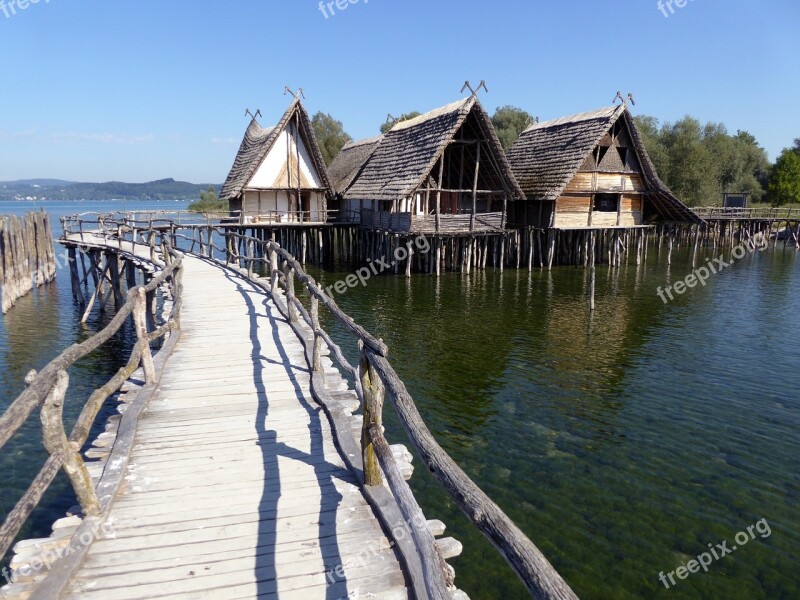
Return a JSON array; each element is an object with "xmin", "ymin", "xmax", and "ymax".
[{"xmin": 0, "ymin": 0, "xmax": 798, "ymax": 183}]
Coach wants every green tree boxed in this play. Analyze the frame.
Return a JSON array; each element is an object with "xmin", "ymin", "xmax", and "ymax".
[
  {"xmin": 768, "ymin": 149, "xmax": 800, "ymax": 206},
  {"xmin": 188, "ymin": 186, "xmax": 227, "ymax": 212},
  {"xmin": 634, "ymin": 115, "xmax": 770, "ymax": 206},
  {"xmin": 200, "ymin": 186, "xmax": 218, "ymax": 203},
  {"xmin": 491, "ymin": 105, "xmax": 534, "ymax": 151},
  {"xmin": 634, "ymin": 115, "xmax": 670, "ymax": 178},
  {"xmin": 792, "ymin": 138, "xmax": 800, "ymax": 157},
  {"xmin": 381, "ymin": 112, "xmax": 421, "ymax": 134},
  {"xmin": 311, "ymin": 112, "xmax": 351, "ymax": 166},
  {"xmin": 658, "ymin": 116, "xmax": 718, "ymax": 206},
  {"xmin": 729, "ymin": 131, "xmax": 771, "ymax": 202}
]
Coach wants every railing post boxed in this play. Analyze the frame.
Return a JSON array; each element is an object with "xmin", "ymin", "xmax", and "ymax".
[
  {"xmin": 247, "ymin": 238, "xmax": 254, "ymax": 278},
  {"xmin": 270, "ymin": 246, "xmax": 279, "ymax": 295},
  {"xmin": 149, "ymin": 227, "xmax": 156, "ymax": 262},
  {"xmin": 133, "ymin": 287, "xmax": 156, "ymax": 384},
  {"xmin": 359, "ymin": 346, "xmax": 384, "ymax": 486},
  {"xmin": 41, "ymin": 370, "xmax": 102, "ymax": 517},
  {"xmin": 311, "ymin": 296, "xmax": 323, "ymax": 373},
  {"xmin": 208, "ymin": 226, "xmax": 214, "ymax": 258},
  {"xmin": 284, "ymin": 262, "xmax": 298, "ymax": 323}
]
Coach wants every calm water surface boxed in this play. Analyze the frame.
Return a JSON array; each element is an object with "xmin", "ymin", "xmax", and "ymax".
[
  {"xmin": 309, "ymin": 241, "xmax": 799, "ymax": 599},
  {"xmin": 1, "ymin": 201, "xmax": 798, "ymax": 599}
]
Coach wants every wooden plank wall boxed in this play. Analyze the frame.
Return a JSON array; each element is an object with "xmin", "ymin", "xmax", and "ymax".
[
  {"xmin": 563, "ymin": 173, "xmax": 645, "ymax": 194},
  {"xmin": 554, "ymin": 194, "xmax": 643, "ymax": 228}
]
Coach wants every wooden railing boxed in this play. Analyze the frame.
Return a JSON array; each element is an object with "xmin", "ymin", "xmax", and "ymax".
[
  {"xmin": 238, "ymin": 208, "xmax": 355, "ymax": 225},
  {"xmin": 361, "ymin": 209, "xmax": 506, "ymax": 233},
  {"xmin": 0, "ymin": 234, "xmax": 183, "ymax": 563},
  {"xmin": 173, "ymin": 223, "xmax": 578, "ymax": 600},
  {"xmin": 692, "ymin": 207, "xmax": 800, "ymax": 220}
]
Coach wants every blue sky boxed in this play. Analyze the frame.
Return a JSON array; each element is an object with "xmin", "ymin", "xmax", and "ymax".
[{"xmin": 0, "ymin": 0, "xmax": 797, "ymax": 183}]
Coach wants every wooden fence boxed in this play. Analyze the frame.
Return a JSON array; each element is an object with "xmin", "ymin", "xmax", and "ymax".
[
  {"xmin": 0, "ymin": 211, "xmax": 57, "ymax": 313},
  {"xmin": 361, "ymin": 210, "xmax": 505, "ymax": 234},
  {"xmin": 692, "ymin": 207, "xmax": 800, "ymax": 220}
]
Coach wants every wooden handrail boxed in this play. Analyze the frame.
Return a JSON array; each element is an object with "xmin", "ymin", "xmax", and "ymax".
[
  {"xmin": 0, "ymin": 234, "xmax": 183, "ymax": 563},
  {"xmin": 691, "ymin": 207, "xmax": 800, "ymax": 219}
]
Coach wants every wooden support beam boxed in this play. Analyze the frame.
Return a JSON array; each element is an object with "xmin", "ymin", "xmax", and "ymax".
[
  {"xmin": 471, "ymin": 143, "xmax": 481, "ymax": 232},
  {"xmin": 133, "ymin": 288, "xmax": 156, "ymax": 384},
  {"xmin": 435, "ymin": 158, "xmax": 443, "ymax": 233}
]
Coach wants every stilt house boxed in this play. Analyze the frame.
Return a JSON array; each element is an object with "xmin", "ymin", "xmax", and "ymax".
[
  {"xmin": 220, "ymin": 99, "xmax": 334, "ymax": 224},
  {"xmin": 329, "ymin": 96, "xmax": 524, "ymax": 233},
  {"xmin": 507, "ymin": 104, "xmax": 700, "ymax": 229}
]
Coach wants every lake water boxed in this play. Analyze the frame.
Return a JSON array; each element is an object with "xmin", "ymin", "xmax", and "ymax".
[{"xmin": 1, "ymin": 201, "xmax": 798, "ymax": 599}]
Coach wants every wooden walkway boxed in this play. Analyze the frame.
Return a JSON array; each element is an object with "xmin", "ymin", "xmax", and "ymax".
[
  {"xmin": 2, "ymin": 223, "xmax": 579, "ymax": 600},
  {"xmin": 62, "ymin": 249, "xmax": 408, "ymax": 599}
]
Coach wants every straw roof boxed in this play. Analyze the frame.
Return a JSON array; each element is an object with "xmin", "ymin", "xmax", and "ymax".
[
  {"xmin": 328, "ymin": 135, "xmax": 383, "ymax": 196},
  {"xmin": 508, "ymin": 105, "xmax": 702, "ymax": 223},
  {"xmin": 220, "ymin": 99, "xmax": 333, "ymax": 200},
  {"xmin": 337, "ymin": 97, "xmax": 523, "ymax": 202}
]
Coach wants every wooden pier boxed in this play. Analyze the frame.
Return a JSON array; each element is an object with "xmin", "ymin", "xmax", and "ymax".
[{"xmin": 0, "ymin": 215, "xmax": 577, "ymax": 600}]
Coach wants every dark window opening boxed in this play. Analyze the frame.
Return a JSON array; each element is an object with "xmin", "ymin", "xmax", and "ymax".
[
  {"xmin": 597, "ymin": 146, "xmax": 610, "ymax": 163},
  {"xmin": 594, "ymin": 193, "xmax": 619, "ymax": 212}
]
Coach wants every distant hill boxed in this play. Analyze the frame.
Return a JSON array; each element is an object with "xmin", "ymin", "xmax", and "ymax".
[
  {"xmin": 0, "ymin": 179, "xmax": 77, "ymax": 187},
  {"xmin": 0, "ymin": 178, "xmax": 219, "ymax": 201}
]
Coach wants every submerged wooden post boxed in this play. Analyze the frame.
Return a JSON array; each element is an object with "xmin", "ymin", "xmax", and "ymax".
[
  {"xmin": 589, "ymin": 232, "xmax": 596, "ymax": 312},
  {"xmin": 41, "ymin": 370, "xmax": 101, "ymax": 517},
  {"xmin": 359, "ymin": 345, "xmax": 384, "ymax": 486},
  {"xmin": 68, "ymin": 246, "xmax": 81, "ymax": 301},
  {"xmin": 133, "ymin": 287, "xmax": 156, "ymax": 384},
  {"xmin": 667, "ymin": 227, "xmax": 673, "ymax": 265}
]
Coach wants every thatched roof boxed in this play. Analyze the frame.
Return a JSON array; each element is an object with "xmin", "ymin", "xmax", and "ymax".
[
  {"xmin": 220, "ymin": 99, "xmax": 333, "ymax": 200},
  {"xmin": 328, "ymin": 134, "xmax": 383, "ymax": 196},
  {"xmin": 340, "ymin": 97, "xmax": 524, "ymax": 202},
  {"xmin": 508, "ymin": 105, "xmax": 702, "ymax": 223}
]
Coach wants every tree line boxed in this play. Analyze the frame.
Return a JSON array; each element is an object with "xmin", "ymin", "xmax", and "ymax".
[{"xmin": 310, "ymin": 108, "xmax": 800, "ymax": 207}]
